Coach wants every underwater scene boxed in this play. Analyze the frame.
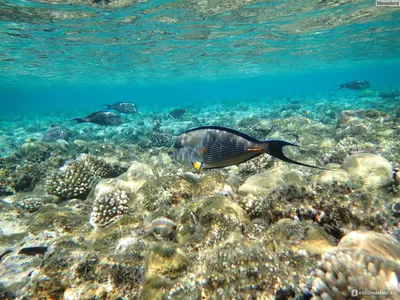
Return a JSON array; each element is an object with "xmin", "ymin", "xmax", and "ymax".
[{"xmin": 1, "ymin": 0, "xmax": 400, "ymax": 299}]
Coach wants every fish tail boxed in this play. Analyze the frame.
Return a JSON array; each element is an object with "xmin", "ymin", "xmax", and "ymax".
[
  {"xmin": 336, "ymin": 84, "xmax": 344, "ymax": 89},
  {"xmin": 73, "ymin": 118, "xmax": 87, "ymax": 123},
  {"xmin": 105, "ymin": 104, "xmax": 111, "ymax": 109},
  {"xmin": 263, "ymin": 140, "xmax": 325, "ymax": 170}
]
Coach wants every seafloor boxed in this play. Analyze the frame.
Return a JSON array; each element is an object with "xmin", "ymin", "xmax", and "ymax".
[{"xmin": 1, "ymin": 90, "xmax": 400, "ymax": 299}]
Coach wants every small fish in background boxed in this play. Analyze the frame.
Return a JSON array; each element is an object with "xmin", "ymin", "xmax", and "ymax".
[
  {"xmin": 105, "ymin": 102, "xmax": 138, "ymax": 114},
  {"xmin": 378, "ymin": 89, "xmax": 400, "ymax": 99},
  {"xmin": 152, "ymin": 117, "xmax": 161, "ymax": 131},
  {"xmin": 337, "ymin": 80, "xmax": 370, "ymax": 90},
  {"xmin": 173, "ymin": 126, "xmax": 324, "ymax": 170},
  {"xmin": 170, "ymin": 108, "xmax": 187, "ymax": 119},
  {"xmin": 43, "ymin": 125, "xmax": 71, "ymax": 142},
  {"xmin": 73, "ymin": 111, "xmax": 124, "ymax": 126}
]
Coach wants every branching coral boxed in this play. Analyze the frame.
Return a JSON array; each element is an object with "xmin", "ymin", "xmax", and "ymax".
[
  {"xmin": 150, "ymin": 131, "xmax": 173, "ymax": 148},
  {"xmin": 90, "ymin": 189, "xmax": 130, "ymax": 227},
  {"xmin": 45, "ymin": 154, "xmax": 120, "ymax": 200},
  {"xmin": 312, "ymin": 231, "xmax": 400, "ymax": 299},
  {"xmin": 16, "ymin": 197, "xmax": 43, "ymax": 213}
]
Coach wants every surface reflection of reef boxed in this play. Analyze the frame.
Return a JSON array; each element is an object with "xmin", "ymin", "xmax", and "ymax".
[{"xmin": 0, "ymin": 0, "xmax": 398, "ymax": 85}]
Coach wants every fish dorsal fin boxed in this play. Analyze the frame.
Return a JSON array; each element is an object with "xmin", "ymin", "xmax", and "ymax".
[
  {"xmin": 87, "ymin": 111, "xmax": 109, "ymax": 118},
  {"xmin": 184, "ymin": 126, "xmax": 261, "ymax": 143}
]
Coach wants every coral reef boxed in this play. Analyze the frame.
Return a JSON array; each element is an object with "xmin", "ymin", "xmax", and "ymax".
[
  {"xmin": 238, "ymin": 154, "xmax": 274, "ymax": 176},
  {"xmin": 149, "ymin": 130, "xmax": 173, "ymax": 148},
  {"xmin": 8, "ymin": 164, "xmax": 42, "ymax": 192},
  {"xmin": 90, "ymin": 189, "xmax": 130, "ymax": 227},
  {"xmin": 201, "ymin": 240, "xmax": 287, "ymax": 299},
  {"xmin": 19, "ymin": 141, "xmax": 51, "ymax": 163},
  {"xmin": 0, "ymin": 183, "xmax": 14, "ymax": 196},
  {"xmin": 177, "ymin": 196, "xmax": 249, "ymax": 246},
  {"xmin": 45, "ymin": 154, "xmax": 122, "ymax": 200},
  {"xmin": 15, "ymin": 197, "xmax": 43, "ymax": 213},
  {"xmin": 312, "ymin": 231, "xmax": 400, "ymax": 299},
  {"xmin": 1, "ymin": 103, "xmax": 400, "ymax": 299}
]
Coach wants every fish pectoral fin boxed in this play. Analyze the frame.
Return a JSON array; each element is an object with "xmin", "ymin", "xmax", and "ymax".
[
  {"xmin": 191, "ymin": 161, "xmax": 204, "ymax": 171},
  {"xmin": 199, "ymin": 147, "xmax": 207, "ymax": 155},
  {"xmin": 246, "ymin": 147, "xmax": 262, "ymax": 152}
]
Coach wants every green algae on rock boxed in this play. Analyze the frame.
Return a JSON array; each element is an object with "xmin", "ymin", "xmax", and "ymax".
[
  {"xmin": 177, "ymin": 196, "xmax": 249, "ymax": 246},
  {"xmin": 93, "ymin": 161, "xmax": 156, "ymax": 199},
  {"xmin": 341, "ymin": 153, "xmax": 393, "ymax": 192},
  {"xmin": 194, "ymin": 173, "xmax": 235, "ymax": 198},
  {"xmin": 263, "ymin": 219, "xmax": 336, "ymax": 255},
  {"xmin": 316, "ymin": 164, "xmax": 351, "ymax": 185},
  {"xmin": 19, "ymin": 141, "xmax": 51, "ymax": 163},
  {"xmin": 238, "ymin": 166, "xmax": 305, "ymax": 197},
  {"xmin": 202, "ymin": 240, "xmax": 287, "ymax": 299},
  {"xmin": 144, "ymin": 242, "xmax": 188, "ymax": 299}
]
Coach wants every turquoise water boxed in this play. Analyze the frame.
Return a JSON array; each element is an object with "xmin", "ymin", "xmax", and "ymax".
[
  {"xmin": 2, "ymin": 64, "xmax": 400, "ymax": 114},
  {"xmin": 1, "ymin": 0, "xmax": 400, "ymax": 114}
]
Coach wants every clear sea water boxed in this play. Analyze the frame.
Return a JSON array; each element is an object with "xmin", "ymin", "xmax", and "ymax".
[{"xmin": 1, "ymin": 0, "xmax": 399, "ymax": 115}]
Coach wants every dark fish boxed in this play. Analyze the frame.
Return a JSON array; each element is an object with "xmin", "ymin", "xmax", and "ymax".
[
  {"xmin": 170, "ymin": 108, "xmax": 187, "ymax": 119},
  {"xmin": 73, "ymin": 111, "xmax": 124, "ymax": 126},
  {"xmin": 18, "ymin": 246, "xmax": 48, "ymax": 256},
  {"xmin": 43, "ymin": 125, "xmax": 71, "ymax": 142},
  {"xmin": 106, "ymin": 102, "xmax": 138, "ymax": 114},
  {"xmin": 378, "ymin": 89, "xmax": 400, "ymax": 99},
  {"xmin": 338, "ymin": 80, "xmax": 370, "ymax": 90},
  {"xmin": 173, "ymin": 126, "xmax": 323, "ymax": 170}
]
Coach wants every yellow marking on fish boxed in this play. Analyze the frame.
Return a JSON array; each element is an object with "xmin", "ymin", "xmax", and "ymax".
[
  {"xmin": 247, "ymin": 147, "xmax": 262, "ymax": 152},
  {"xmin": 199, "ymin": 147, "xmax": 207, "ymax": 155},
  {"xmin": 191, "ymin": 161, "xmax": 203, "ymax": 170}
]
